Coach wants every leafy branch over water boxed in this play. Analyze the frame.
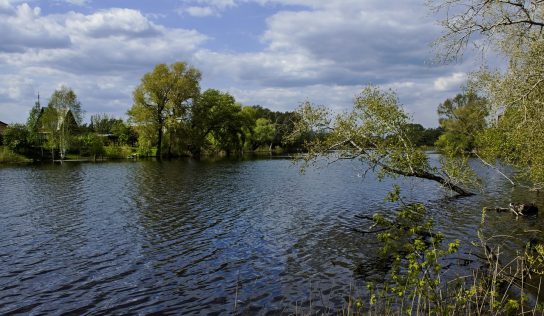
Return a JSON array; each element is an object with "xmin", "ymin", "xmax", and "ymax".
[
  {"xmin": 288, "ymin": 86, "xmax": 478, "ymax": 197},
  {"xmin": 344, "ymin": 191, "xmax": 544, "ymax": 315}
]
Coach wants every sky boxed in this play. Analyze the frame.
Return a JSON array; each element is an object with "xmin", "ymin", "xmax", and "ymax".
[{"xmin": 0, "ymin": 0, "xmax": 484, "ymax": 127}]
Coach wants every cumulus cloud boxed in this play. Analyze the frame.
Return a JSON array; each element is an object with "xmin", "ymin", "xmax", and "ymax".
[
  {"xmin": 0, "ymin": 3, "xmax": 71, "ymax": 52},
  {"xmin": 0, "ymin": 2, "xmax": 208, "ymax": 122},
  {"xmin": 433, "ymin": 72, "xmax": 467, "ymax": 91},
  {"xmin": 0, "ymin": 0, "xmax": 479, "ymax": 126},
  {"xmin": 183, "ymin": 6, "xmax": 218, "ymax": 17},
  {"xmin": 63, "ymin": 0, "xmax": 90, "ymax": 6},
  {"xmin": 65, "ymin": 8, "xmax": 161, "ymax": 38}
]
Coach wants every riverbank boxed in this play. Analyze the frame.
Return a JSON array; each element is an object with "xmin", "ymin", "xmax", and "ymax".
[{"xmin": 0, "ymin": 146, "xmax": 32, "ymax": 164}]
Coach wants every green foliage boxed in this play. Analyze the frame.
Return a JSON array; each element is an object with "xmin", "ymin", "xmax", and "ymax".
[
  {"xmin": 355, "ymin": 201, "xmax": 544, "ymax": 315},
  {"xmin": 90, "ymin": 113, "xmax": 117, "ymax": 134},
  {"xmin": 48, "ymin": 86, "xmax": 83, "ymax": 125},
  {"xmin": 253, "ymin": 118, "xmax": 276, "ymax": 150},
  {"xmin": 189, "ymin": 89, "xmax": 245, "ymax": 157},
  {"xmin": 419, "ymin": 127, "xmax": 443, "ymax": 147},
  {"xmin": 473, "ymin": 39, "xmax": 544, "ymax": 188},
  {"xmin": 44, "ymin": 87, "xmax": 82, "ymax": 159},
  {"xmin": 435, "ymin": 92, "xmax": 488, "ymax": 154},
  {"xmin": 104, "ymin": 145, "xmax": 133, "ymax": 159},
  {"xmin": 27, "ymin": 99, "xmax": 42, "ymax": 147},
  {"xmin": 110, "ymin": 120, "xmax": 135, "ymax": 146},
  {"xmin": 3, "ymin": 124, "xmax": 30, "ymax": 154},
  {"xmin": 78, "ymin": 133, "xmax": 104, "ymax": 160},
  {"xmin": 292, "ymin": 86, "xmax": 476, "ymax": 195},
  {"xmin": 431, "ymin": 0, "xmax": 544, "ymax": 189},
  {"xmin": 435, "ymin": 132, "xmax": 470, "ymax": 155},
  {"xmin": 0, "ymin": 146, "xmax": 31, "ymax": 163},
  {"xmin": 128, "ymin": 61, "xmax": 201, "ymax": 157}
]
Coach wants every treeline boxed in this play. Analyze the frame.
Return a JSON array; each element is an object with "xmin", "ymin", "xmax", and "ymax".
[
  {"xmin": 0, "ymin": 82, "xmax": 310, "ymax": 162},
  {"xmin": 1, "ymin": 62, "xmax": 450, "ymax": 162},
  {"xmin": 126, "ymin": 62, "xmax": 308, "ymax": 158}
]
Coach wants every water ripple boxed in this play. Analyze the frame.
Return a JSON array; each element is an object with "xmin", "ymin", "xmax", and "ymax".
[{"xmin": 0, "ymin": 158, "xmax": 543, "ymax": 314}]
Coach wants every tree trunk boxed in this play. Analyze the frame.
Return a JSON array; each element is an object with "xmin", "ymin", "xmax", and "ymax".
[
  {"xmin": 157, "ymin": 126, "xmax": 163, "ymax": 158},
  {"xmin": 192, "ymin": 148, "xmax": 201, "ymax": 160},
  {"xmin": 379, "ymin": 163, "xmax": 474, "ymax": 197}
]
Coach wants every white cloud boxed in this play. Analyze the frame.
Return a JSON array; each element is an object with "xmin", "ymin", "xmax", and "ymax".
[
  {"xmin": 183, "ymin": 6, "xmax": 218, "ymax": 17},
  {"xmin": 433, "ymin": 72, "xmax": 467, "ymax": 91},
  {"xmin": 65, "ymin": 8, "xmax": 161, "ymax": 38},
  {"xmin": 0, "ymin": 0, "xmax": 12, "ymax": 12},
  {"xmin": 63, "ymin": 0, "xmax": 90, "ymax": 6},
  {"xmin": 0, "ymin": 0, "xmax": 480, "ymax": 127},
  {"xmin": 0, "ymin": 3, "xmax": 70, "ymax": 52},
  {"xmin": 0, "ymin": 2, "xmax": 209, "ymax": 123}
]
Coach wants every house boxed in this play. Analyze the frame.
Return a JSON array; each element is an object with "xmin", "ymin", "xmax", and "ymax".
[
  {"xmin": 35, "ymin": 107, "xmax": 79, "ymax": 159},
  {"xmin": 36, "ymin": 107, "xmax": 78, "ymax": 135},
  {"xmin": 0, "ymin": 121, "xmax": 7, "ymax": 136}
]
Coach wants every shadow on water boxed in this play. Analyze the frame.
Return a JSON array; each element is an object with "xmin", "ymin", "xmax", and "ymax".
[{"xmin": 0, "ymin": 156, "xmax": 542, "ymax": 314}]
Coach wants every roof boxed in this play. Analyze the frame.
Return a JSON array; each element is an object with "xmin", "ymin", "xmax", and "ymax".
[
  {"xmin": 0, "ymin": 121, "xmax": 7, "ymax": 126},
  {"xmin": 37, "ymin": 107, "xmax": 78, "ymax": 130}
]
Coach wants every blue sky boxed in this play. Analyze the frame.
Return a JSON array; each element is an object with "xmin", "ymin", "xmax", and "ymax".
[{"xmin": 0, "ymin": 0, "xmax": 482, "ymax": 126}]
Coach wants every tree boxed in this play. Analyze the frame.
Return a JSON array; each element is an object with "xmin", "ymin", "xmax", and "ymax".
[
  {"xmin": 290, "ymin": 86, "xmax": 476, "ymax": 196},
  {"xmin": 189, "ymin": 89, "xmax": 244, "ymax": 158},
  {"xmin": 79, "ymin": 133, "xmax": 104, "ymax": 161},
  {"xmin": 90, "ymin": 113, "xmax": 118, "ymax": 134},
  {"xmin": 430, "ymin": 0, "xmax": 544, "ymax": 189},
  {"xmin": 474, "ymin": 39, "xmax": 544, "ymax": 188},
  {"xmin": 27, "ymin": 96, "xmax": 42, "ymax": 145},
  {"xmin": 128, "ymin": 62, "xmax": 201, "ymax": 158},
  {"xmin": 253, "ymin": 118, "xmax": 276, "ymax": 151},
  {"xmin": 47, "ymin": 86, "xmax": 82, "ymax": 159},
  {"xmin": 429, "ymin": 0, "xmax": 544, "ymax": 61},
  {"xmin": 419, "ymin": 127, "xmax": 444, "ymax": 147},
  {"xmin": 110, "ymin": 120, "xmax": 136, "ymax": 146},
  {"xmin": 435, "ymin": 92, "xmax": 488, "ymax": 154},
  {"xmin": 3, "ymin": 124, "xmax": 30, "ymax": 155},
  {"xmin": 404, "ymin": 123, "xmax": 426, "ymax": 146}
]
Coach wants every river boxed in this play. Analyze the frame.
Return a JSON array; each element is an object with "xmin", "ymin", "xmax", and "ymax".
[{"xmin": 0, "ymin": 155, "xmax": 543, "ymax": 314}]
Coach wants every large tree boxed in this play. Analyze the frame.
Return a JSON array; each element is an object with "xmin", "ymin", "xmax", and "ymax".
[
  {"xmin": 430, "ymin": 0, "xmax": 544, "ymax": 189},
  {"xmin": 253, "ymin": 118, "xmax": 276, "ymax": 151},
  {"xmin": 129, "ymin": 62, "xmax": 201, "ymax": 158},
  {"xmin": 189, "ymin": 89, "xmax": 244, "ymax": 158},
  {"xmin": 429, "ymin": 0, "xmax": 544, "ymax": 61}
]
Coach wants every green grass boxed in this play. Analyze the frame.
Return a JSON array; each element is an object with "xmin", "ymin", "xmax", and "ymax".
[
  {"xmin": 0, "ymin": 146, "xmax": 31, "ymax": 163},
  {"xmin": 104, "ymin": 145, "xmax": 134, "ymax": 159}
]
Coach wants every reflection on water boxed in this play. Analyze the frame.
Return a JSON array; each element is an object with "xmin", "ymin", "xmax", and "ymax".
[{"xmin": 0, "ymin": 157, "xmax": 543, "ymax": 314}]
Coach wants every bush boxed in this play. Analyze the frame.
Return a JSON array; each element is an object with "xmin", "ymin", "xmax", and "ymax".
[
  {"xmin": 348, "ymin": 199, "xmax": 544, "ymax": 315},
  {"xmin": 104, "ymin": 145, "xmax": 133, "ymax": 159},
  {"xmin": 3, "ymin": 124, "xmax": 30, "ymax": 155},
  {"xmin": 78, "ymin": 133, "xmax": 105, "ymax": 160},
  {"xmin": 0, "ymin": 146, "xmax": 31, "ymax": 163}
]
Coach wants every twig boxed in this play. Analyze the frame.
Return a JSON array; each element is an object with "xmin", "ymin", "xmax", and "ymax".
[{"xmin": 472, "ymin": 151, "xmax": 515, "ymax": 185}]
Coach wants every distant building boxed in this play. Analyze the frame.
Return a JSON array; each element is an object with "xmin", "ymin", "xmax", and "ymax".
[
  {"xmin": 35, "ymin": 107, "xmax": 79, "ymax": 159},
  {"xmin": 36, "ymin": 107, "xmax": 78, "ymax": 135},
  {"xmin": 0, "ymin": 121, "xmax": 7, "ymax": 136}
]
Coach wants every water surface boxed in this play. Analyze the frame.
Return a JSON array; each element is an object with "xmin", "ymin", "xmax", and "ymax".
[{"xmin": 0, "ymin": 156, "xmax": 542, "ymax": 314}]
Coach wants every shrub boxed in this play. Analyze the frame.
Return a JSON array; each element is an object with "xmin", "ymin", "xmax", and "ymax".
[
  {"xmin": 3, "ymin": 124, "xmax": 30, "ymax": 155},
  {"xmin": 104, "ymin": 145, "xmax": 133, "ymax": 159}
]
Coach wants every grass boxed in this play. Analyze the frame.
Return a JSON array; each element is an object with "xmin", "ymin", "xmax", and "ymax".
[
  {"xmin": 334, "ymin": 206, "xmax": 544, "ymax": 315},
  {"xmin": 104, "ymin": 145, "xmax": 134, "ymax": 159},
  {"xmin": 0, "ymin": 146, "xmax": 31, "ymax": 164}
]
